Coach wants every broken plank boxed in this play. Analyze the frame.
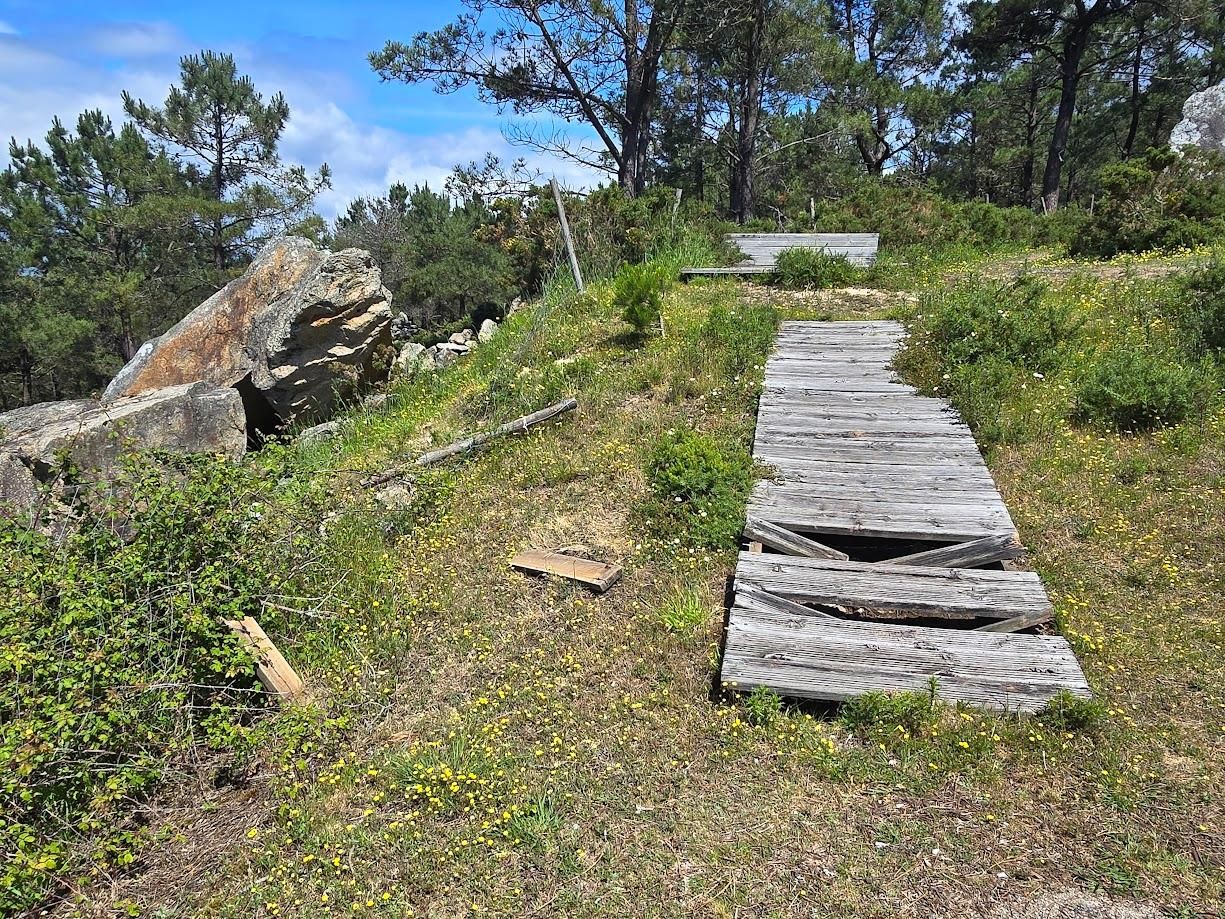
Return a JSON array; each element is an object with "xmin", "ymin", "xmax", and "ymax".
[
  {"xmin": 735, "ymin": 581, "xmax": 836, "ymax": 620},
  {"xmin": 511, "ymin": 549, "xmax": 622, "ymax": 593},
  {"xmin": 225, "ymin": 617, "xmax": 305, "ymax": 698},
  {"xmin": 889, "ymin": 534, "xmax": 1024, "ymax": 568},
  {"xmin": 744, "ymin": 516, "xmax": 849, "ymax": 560},
  {"xmin": 974, "ymin": 609, "xmax": 1054, "ymax": 633}
]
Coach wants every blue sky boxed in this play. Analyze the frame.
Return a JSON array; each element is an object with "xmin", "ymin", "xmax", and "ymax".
[{"xmin": 0, "ymin": 0, "xmax": 596, "ymax": 218}]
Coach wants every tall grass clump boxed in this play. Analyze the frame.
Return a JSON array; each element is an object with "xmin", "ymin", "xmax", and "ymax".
[
  {"xmin": 614, "ymin": 262, "xmax": 672, "ymax": 334},
  {"xmin": 774, "ymin": 248, "xmax": 862, "ymax": 289}
]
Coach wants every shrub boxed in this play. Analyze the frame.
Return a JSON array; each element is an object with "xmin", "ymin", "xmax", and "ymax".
[
  {"xmin": 744, "ymin": 686, "xmax": 784, "ymax": 727},
  {"xmin": 1171, "ymin": 261, "xmax": 1225, "ymax": 355},
  {"xmin": 0, "ymin": 455, "xmax": 277, "ymax": 912},
  {"xmin": 1072, "ymin": 343, "xmax": 1209, "ymax": 431},
  {"xmin": 642, "ymin": 426, "xmax": 753, "ymax": 548},
  {"xmin": 774, "ymin": 248, "xmax": 861, "ymax": 289},
  {"xmin": 614, "ymin": 262, "xmax": 671, "ymax": 334},
  {"xmin": 1071, "ymin": 147, "xmax": 1225, "ymax": 258}
]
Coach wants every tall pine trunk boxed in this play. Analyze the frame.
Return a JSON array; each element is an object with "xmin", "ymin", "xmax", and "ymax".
[
  {"xmin": 730, "ymin": 0, "xmax": 767, "ymax": 223},
  {"xmin": 1041, "ymin": 26, "xmax": 1092, "ymax": 213}
]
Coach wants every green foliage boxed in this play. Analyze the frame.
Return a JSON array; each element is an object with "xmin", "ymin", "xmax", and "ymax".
[
  {"xmin": 1071, "ymin": 148, "xmax": 1225, "ymax": 259},
  {"xmin": 897, "ymin": 276, "xmax": 1081, "ymax": 443},
  {"xmin": 774, "ymin": 248, "xmax": 862, "ymax": 289},
  {"xmin": 0, "ymin": 455, "xmax": 277, "ymax": 912},
  {"xmin": 614, "ymin": 262, "xmax": 671, "ymax": 333},
  {"xmin": 840, "ymin": 684, "xmax": 940, "ymax": 740},
  {"xmin": 657, "ymin": 589, "xmax": 709, "ymax": 635},
  {"xmin": 1170, "ymin": 261, "xmax": 1225, "ymax": 355},
  {"xmin": 744, "ymin": 686, "xmax": 784, "ymax": 727},
  {"xmin": 1037, "ymin": 691, "xmax": 1107, "ymax": 734},
  {"xmin": 1071, "ymin": 343, "xmax": 1210, "ymax": 432},
  {"xmin": 642, "ymin": 426, "xmax": 754, "ymax": 549}
]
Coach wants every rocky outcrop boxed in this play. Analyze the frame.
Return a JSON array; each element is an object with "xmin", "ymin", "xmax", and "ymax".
[
  {"xmin": 104, "ymin": 237, "xmax": 393, "ymax": 431},
  {"xmin": 0, "ymin": 382, "xmax": 246, "ymax": 516},
  {"xmin": 2, "ymin": 382, "xmax": 246, "ymax": 476},
  {"xmin": 1170, "ymin": 82, "xmax": 1225, "ymax": 153}
]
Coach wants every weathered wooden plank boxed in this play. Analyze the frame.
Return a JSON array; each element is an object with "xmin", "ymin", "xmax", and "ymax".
[
  {"xmin": 225, "ymin": 617, "xmax": 305, "ymax": 699},
  {"xmin": 511, "ymin": 549, "xmax": 622, "ymax": 592},
  {"xmin": 974, "ymin": 609, "xmax": 1054, "ymax": 633},
  {"xmin": 735, "ymin": 552, "xmax": 1049, "ymax": 620},
  {"xmin": 721, "ymin": 605, "xmax": 1090, "ymax": 711},
  {"xmin": 734, "ymin": 581, "xmax": 836, "ymax": 620},
  {"xmin": 743, "ymin": 516, "xmax": 850, "ymax": 559},
  {"xmin": 889, "ymin": 534, "xmax": 1025, "ymax": 568}
]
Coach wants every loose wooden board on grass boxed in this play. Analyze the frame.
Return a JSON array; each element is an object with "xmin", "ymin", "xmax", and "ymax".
[{"xmin": 511, "ymin": 549, "xmax": 623, "ymax": 593}]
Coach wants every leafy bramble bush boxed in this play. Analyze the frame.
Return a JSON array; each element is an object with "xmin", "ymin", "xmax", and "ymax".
[
  {"xmin": 1071, "ymin": 148, "xmax": 1225, "ymax": 258},
  {"xmin": 1072, "ymin": 343, "xmax": 1209, "ymax": 431},
  {"xmin": 614, "ymin": 262, "xmax": 671, "ymax": 334},
  {"xmin": 0, "ymin": 455, "xmax": 278, "ymax": 912},
  {"xmin": 774, "ymin": 248, "xmax": 861, "ymax": 289},
  {"xmin": 642, "ymin": 426, "xmax": 753, "ymax": 548}
]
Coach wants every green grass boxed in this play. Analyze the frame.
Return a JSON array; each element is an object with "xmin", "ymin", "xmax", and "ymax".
[{"xmin": 15, "ymin": 248, "xmax": 1225, "ymax": 917}]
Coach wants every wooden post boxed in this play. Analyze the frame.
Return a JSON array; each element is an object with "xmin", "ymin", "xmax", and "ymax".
[
  {"xmin": 551, "ymin": 178, "xmax": 584, "ymax": 293},
  {"xmin": 671, "ymin": 187, "xmax": 683, "ymax": 232}
]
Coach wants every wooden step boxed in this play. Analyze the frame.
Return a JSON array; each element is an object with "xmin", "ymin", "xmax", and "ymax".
[
  {"xmin": 721, "ymin": 603, "xmax": 1089, "ymax": 712},
  {"xmin": 734, "ymin": 553, "xmax": 1048, "ymax": 622}
]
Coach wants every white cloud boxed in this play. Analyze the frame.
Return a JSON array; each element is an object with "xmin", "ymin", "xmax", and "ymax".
[
  {"xmin": 0, "ymin": 20, "xmax": 16, "ymax": 35},
  {"xmin": 0, "ymin": 24, "xmax": 603, "ymax": 221}
]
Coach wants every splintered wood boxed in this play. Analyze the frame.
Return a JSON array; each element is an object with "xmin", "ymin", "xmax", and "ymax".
[
  {"xmin": 511, "ymin": 549, "xmax": 622, "ymax": 593},
  {"xmin": 721, "ymin": 321, "xmax": 1091, "ymax": 712}
]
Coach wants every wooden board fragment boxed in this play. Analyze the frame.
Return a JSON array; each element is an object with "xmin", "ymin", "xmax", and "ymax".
[
  {"xmin": 974, "ymin": 609, "xmax": 1054, "ymax": 633},
  {"xmin": 734, "ymin": 581, "xmax": 836, "ymax": 620},
  {"xmin": 888, "ymin": 534, "xmax": 1024, "ymax": 569},
  {"xmin": 511, "ymin": 549, "xmax": 622, "ymax": 593},
  {"xmin": 744, "ymin": 516, "xmax": 849, "ymax": 560},
  {"xmin": 225, "ymin": 617, "xmax": 305, "ymax": 698}
]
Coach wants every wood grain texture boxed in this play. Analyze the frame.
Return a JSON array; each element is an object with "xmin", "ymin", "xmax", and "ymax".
[
  {"xmin": 744, "ymin": 516, "xmax": 849, "ymax": 559},
  {"xmin": 721, "ymin": 605, "xmax": 1090, "ymax": 712},
  {"xmin": 510, "ymin": 549, "xmax": 622, "ymax": 592},
  {"xmin": 735, "ymin": 552, "xmax": 1052, "ymax": 620},
  {"xmin": 225, "ymin": 617, "xmax": 305, "ymax": 698}
]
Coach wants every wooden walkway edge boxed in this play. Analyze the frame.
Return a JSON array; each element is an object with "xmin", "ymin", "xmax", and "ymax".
[{"xmin": 720, "ymin": 321, "xmax": 1090, "ymax": 713}]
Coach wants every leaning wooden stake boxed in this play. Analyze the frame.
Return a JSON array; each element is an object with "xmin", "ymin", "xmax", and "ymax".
[
  {"xmin": 416, "ymin": 397, "xmax": 578, "ymax": 466},
  {"xmin": 551, "ymin": 178, "xmax": 584, "ymax": 293},
  {"xmin": 225, "ymin": 617, "xmax": 304, "ymax": 699}
]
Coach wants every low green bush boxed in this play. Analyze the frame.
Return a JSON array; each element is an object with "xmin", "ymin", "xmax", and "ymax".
[
  {"xmin": 642, "ymin": 426, "xmax": 753, "ymax": 548},
  {"xmin": 1072, "ymin": 343, "xmax": 1210, "ymax": 431},
  {"xmin": 614, "ymin": 262, "xmax": 672, "ymax": 334},
  {"xmin": 1071, "ymin": 148, "xmax": 1225, "ymax": 258},
  {"xmin": 774, "ymin": 248, "xmax": 861, "ymax": 289},
  {"xmin": 1037, "ymin": 691, "xmax": 1107, "ymax": 733},
  {"xmin": 1170, "ymin": 261, "xmax": 1225, "ymax": 355},
  {"xmin": 840, "ymin": 684, "xmax": 940, "ymax": 740}
]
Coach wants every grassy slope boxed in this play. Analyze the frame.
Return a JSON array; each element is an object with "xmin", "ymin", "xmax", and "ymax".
[{"xmin": 66, "ymin": 253, "xmax": 1221, "ymax": 918}]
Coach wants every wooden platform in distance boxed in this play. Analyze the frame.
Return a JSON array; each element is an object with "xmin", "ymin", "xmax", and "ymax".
[
  {"xmin": 681, "ymin": 232, "xmax": 879, "ymax": 278},
  {"xmin": 720, "ymin": 320, "xmax": 1090, "ymax": 713}
]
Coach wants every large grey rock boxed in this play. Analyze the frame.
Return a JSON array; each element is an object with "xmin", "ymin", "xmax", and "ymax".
[
  {"xmin": 0, "ymin": 382, "xmax": 246, "ymax": 487},
  {"xmin": 394, "ymin": 342, "xmax": 428, "ymax": 376},
  {"xmin": 0, "ymin": 452, "xmax": 42, "ymax": 519},
  {"xmin": 103, "ymin": 237, "xmax": 394, "ymax": 430},
  {"xmin": 478, "ymin": 318, "xmax": 498, "ymax": 343},
  {"xmin": 1170, "ymin": 82, "xmax": 1225, "ymax": 153}
]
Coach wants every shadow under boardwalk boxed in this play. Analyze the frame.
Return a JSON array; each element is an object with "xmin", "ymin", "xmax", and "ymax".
[{"xmin": 721, "ymin": 320, "xmax": 1090, "ymax": 713}]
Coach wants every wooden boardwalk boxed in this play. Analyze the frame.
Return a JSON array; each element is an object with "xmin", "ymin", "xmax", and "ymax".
[
  {"xmin": 682, "ymin": 233, "xmax": 879, "ymax": 278},
  {"xmin": 721, "ymin": 321, "xmax": 1090, "ymax": 712}
]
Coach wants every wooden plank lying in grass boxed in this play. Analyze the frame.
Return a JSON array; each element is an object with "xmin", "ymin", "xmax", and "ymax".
[
  {"xmin": 721, "ymin": 604, "xmax": 1090, "ymax": 712},
  {"xmin": 889, "ymin": 534, "xmax": 1024, "ymax": 568},
  {"xmin": 743, "ymin": 516, "xmax": 849, "ymax": 560},
  {"xmin": 511, "ymin": 549, "xmax": 622, "ymax": 593},
  {"xmin": 225, "ymin": 617, "xmax": 305, "ymax": 699}
]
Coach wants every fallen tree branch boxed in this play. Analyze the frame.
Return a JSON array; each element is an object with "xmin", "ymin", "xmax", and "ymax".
[{"xmin": 416, "ymin": 397, "xmax": 578, "ymax": 466}]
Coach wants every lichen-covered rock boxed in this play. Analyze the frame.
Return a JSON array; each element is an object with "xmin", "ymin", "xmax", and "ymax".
[
  {"xmin": 0, "ymin": 452, "xmax": 42, "ymax": 520},
  {"xmin": 103, "ymin": 237, "xmax": 393, "ymax": 430},
  {"xmin": 0, "ymin": 383, "xmax": 247, "ymax": 487},
  {"xmin": 1170, "ymin": 81, "xmax": 1225, "ymax": 153},
  {"xmin": 478, "ymin": 318, "xmax": 498, "ymax": 343}
]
